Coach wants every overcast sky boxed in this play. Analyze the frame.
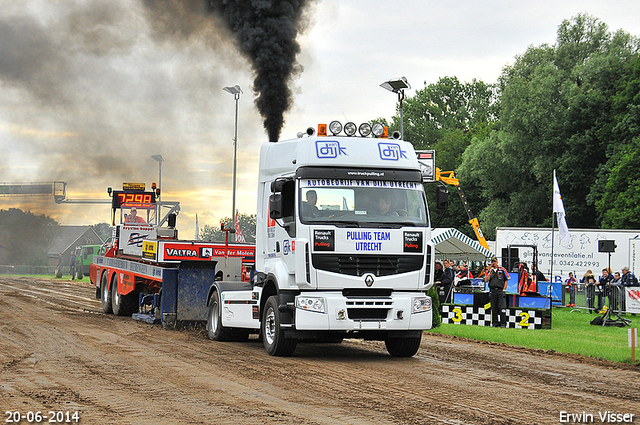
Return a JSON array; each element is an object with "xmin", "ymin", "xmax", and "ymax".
[{"xmin": 1, "ymin": 0, "xmax": 639, "ymax": 236}]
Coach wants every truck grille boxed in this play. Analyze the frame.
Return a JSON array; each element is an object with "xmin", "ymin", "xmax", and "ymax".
[
  {"xmin": 347, "ymin": 308, "xmax": 390, "ymax": 320},
  {"xmin": 312, "ymin": 254, "xmax": 423, "ymax": 277}
]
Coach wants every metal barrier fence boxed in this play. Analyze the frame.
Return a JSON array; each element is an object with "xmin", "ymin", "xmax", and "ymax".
[
  {"xmin": 0, "ymin": 265, "xmax": 58, "ymax": 275},
  {"xmin": 563, "ymin": 283, "xmax": 630, "ymax": 314}
]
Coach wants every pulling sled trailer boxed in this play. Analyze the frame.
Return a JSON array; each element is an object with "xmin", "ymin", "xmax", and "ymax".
[{"xmin": 89, "ymin": 182, "xmax": 254, "ymax": 327}]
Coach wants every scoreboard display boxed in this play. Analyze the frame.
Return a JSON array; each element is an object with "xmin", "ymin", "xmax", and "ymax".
[{"xmin": 111, "ymin": 190, "xmax": 156, "ymax": 209}]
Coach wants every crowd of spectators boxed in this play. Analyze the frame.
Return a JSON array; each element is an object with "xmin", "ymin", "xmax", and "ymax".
[{"xmin": 566, "ymin": 266, "xmax": 638, "ymax": 312}]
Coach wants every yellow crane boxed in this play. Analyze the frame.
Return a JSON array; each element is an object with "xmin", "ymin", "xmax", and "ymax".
[{"xmin": 435, "ymin": 168, "xmax": 489, "ymax": 250}]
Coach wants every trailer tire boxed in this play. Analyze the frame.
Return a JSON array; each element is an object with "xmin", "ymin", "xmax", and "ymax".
[
  {"xmin": 111, "ymin": 276, "xmax": 137, "ymax": 316},
  {"xmin": 384, "ymin": 335, "xmax": 421, "ymax": 357},
  {"xmin": 262, "ymin": 295, "xmax": 297, "ymax": 356},
  {"xmin": 101, "ymin": 272, "xmax": 113, "ymax": 314},
  {"xmin": 206, "ymin": 290, "xmax": 249, "ymax": 342}
]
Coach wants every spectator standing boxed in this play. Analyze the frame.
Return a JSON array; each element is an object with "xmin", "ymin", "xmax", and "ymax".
[
  {"xmin": 439, "ymin": 259, "xmax": 455, "ymax": 304},
  {"xmin": 582, "ymin": 270, "xmax": 596, "ymax": 312},
  {"xmin": 69, "ymin": 252, "xmax": 76, "ymax": 280},
  {"xmin": 620, "ymin": 266, "xmax": 639, "ymax": 314},
  {"xmin": 597, "ymin": 268, "xmax": 613, "ymax": 311},
  {"xmin": 611, "ymin": 272, "xmax": 624, "ymax": 312},
  {"xmin": 56, "ymin": 253, "xmax": 64, "ymax": 277},
  {"xmin": 484, "ymin": 257, "xmax": 510, "ymax": 327},
  {"xmin": 620, "ymin": 266, "xmax": 638, "ymax": 287},
  {"xmin": 434, "ymin": 261, "xmax": 444, "ymax": 282},
  {"xmin": 565, "ymin": 272, "xmax": 577, "ymax": 307}
]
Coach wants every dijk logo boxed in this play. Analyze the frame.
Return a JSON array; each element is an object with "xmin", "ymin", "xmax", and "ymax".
[
  {"xmin": 316, "ymin": 141, "xmax": 347, "ymax": 158},
  {"xmin": 379, "ymin": 142, "xmax": 408, "ymax": 161}
]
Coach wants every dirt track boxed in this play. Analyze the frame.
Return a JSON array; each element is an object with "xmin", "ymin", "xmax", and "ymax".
[{"xmin": 1, "ymin": 276, "xmax": 638, "ymax": 425}]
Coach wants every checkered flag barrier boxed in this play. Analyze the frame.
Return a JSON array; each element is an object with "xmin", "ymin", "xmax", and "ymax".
[{"xmin": 441, "ymin": 305, "xmax": 548, "ymax": 329}]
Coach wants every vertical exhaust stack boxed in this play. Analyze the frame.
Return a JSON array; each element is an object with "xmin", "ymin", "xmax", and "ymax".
[{"xmin": 206, "ymin": 0, "xmax": 312, "ymax": 142}]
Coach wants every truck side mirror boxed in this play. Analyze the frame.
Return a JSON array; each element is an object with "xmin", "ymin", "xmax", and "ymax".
[
  {"xmin": 271, "ymin": 179, "xmax": 286, "ymax": 193},
  {"xmin": 436, "ymin": 185, "xmax": 449, "ymax": 210},
  {"xmin": 270, "ymin": 194, "xmax": 283, "ymax": 219}
]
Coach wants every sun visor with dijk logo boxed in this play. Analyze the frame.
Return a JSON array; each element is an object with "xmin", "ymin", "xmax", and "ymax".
[
  {"xmin": 403, "ymin": 231, "xmax": 423, "ymax": 253},
  {"xmin": 314, "ymin": 229, "xmax": 335, "ymax": 251}
]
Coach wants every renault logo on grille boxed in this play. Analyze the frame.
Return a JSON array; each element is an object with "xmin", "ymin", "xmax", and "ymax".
[{"xmin": 364, "ymin": 273, "xmax": 375, "ymax": 287}]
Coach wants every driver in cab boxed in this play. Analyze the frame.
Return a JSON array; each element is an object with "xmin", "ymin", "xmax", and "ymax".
[
  {"xmin": 125, "ymin": 207, "xmax": 146, "ymax": 223},
  {"xmin": 377, "ymin": 196, "xmax": 399, "ymax": 217},
  {"xmin": 301, "ymin": 190, "xmax": 319, "ymax": 218}
]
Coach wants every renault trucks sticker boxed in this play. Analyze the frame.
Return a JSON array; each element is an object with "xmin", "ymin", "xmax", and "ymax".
[
  {"xmin": 403, "ymin": 231, "xmax": 423, "ymax": 253},
  {"xmin": 378, "ymin": 142, "xmax": 408, "ymax": 161},
  {"xmin": 316, "ymin": 140, "xmax": 348, "ymax": 158},
  {"xmin": 314, "ymin": 230, "xmax": 334, "ymax": 251}
]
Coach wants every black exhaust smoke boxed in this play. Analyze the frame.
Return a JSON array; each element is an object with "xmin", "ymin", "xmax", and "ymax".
[{"xmin": 206, "ymin": 0, "xmax": 310, "ymax": 142}]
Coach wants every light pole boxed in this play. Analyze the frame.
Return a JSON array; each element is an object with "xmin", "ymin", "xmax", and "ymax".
[
  {"xmin": 151, "ymin": 154, "xmax": 163, "ymax": 202},
  {"xmin": 223, "ymin": 85, "xmax": 242, "ymax": 221},
  {"xmin": 380, "ymin": 77, "xmax": 411, "ymax": 139}
]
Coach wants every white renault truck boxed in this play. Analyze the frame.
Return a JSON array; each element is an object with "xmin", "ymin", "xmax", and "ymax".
[{"xmin": 206, "ymin": 122, "xmax": 435, "ymax": 356}]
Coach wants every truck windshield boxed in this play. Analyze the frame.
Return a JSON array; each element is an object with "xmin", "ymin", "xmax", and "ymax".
[{"xmin": 299, "ymin": 179, "xmax": 428, "ymax": 226}]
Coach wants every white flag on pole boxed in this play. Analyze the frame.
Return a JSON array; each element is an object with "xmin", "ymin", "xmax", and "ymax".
[{"xmin": 553, "ymin": 170, "xmax": 570, "ymax": 243}]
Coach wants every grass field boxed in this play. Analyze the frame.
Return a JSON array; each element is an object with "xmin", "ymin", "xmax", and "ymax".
[{"xmin": 428, "ymin": 307, "xmax": 639, "ymax": 364}]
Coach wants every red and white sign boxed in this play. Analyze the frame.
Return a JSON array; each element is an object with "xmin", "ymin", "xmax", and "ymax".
[{"xmin": 160, "ymin": 242, "xmax": 255, "ymax": 262}]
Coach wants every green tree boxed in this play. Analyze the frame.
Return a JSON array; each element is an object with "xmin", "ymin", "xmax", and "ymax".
[
  {"xmin": 199, "ymin": 213, "xmax": 256, "ymax": 243},
  {"xmin": 390, "ymin": 77, "xmax": 498, "ymax": 236},
  {"xmin": 0, "ymin": 208, "xmax": 59, "ymax": 265},
  {"xmin": 459, "ymin": 13, "xmax": 639, "ymax": 235},
  {"xmin": 91, "ymin": 222, "xmax": 112, "ymax": 242},
  {"xmin": 594, "ymin": 55, "xmax": 640, "ymax": 227}
]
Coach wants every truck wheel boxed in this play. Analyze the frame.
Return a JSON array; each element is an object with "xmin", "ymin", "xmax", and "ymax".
[
  {"xmin": 385, "ymin": 336, "xmax": 422, "ymax": 357},
  {"xmin": 262, "ymin": 295, "xmax": 297, "ymax": 356},
  {"xmin": 207, "ymin": 289, "xmax": 232, "ymax": 341},
  {"xmin": 101, "ymin": 272, "xmax": 113, "ymax": 314},
  {"xmin": 111, "ymin": 276, "xmax": 138, "ymax": 316},
  {"xmin": 206, "ymin": 290, "xmax": 250, "ymax": 342}
]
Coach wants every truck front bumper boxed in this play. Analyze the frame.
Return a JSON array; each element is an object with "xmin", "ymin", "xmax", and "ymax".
[{"xmin": 294, "ymin": 291, "xmax": 432, "ymax": 331}]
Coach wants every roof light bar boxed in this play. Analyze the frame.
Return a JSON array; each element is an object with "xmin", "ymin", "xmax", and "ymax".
[
  {"xmin": 344, "ymin": 122, "xmax": 357, "ymax": 136},
  {"xmin": 329, "ymin": 121, "xmax": 342, "ymax": 136},
  {"xmin": 358, "ymin": 123, "xmax": 372, "ymax": 137},
  {"xmin": 372, "ymin": 123, "xmax": 385, "ymax": 137}
]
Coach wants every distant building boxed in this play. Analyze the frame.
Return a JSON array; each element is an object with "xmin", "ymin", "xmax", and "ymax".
[{"xmin": 47, "ymin": 226, "xmax": 103, "ymax": 268}]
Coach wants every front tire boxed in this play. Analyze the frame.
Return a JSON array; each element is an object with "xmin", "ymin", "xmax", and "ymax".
[
  {"xmin": 262, "ymin": 295, "xmax": 297, "ymax": 356},
  {"xmin": 385, "ymin": 336, "xmax": 421, "ymax": 357},
  {"xmin": 207, "ymin": 289, "xmax": 231, "ymax": 341},
  {"xmin": 101, "ymin": 272, "xmax": 112, "ymax": 314},
  {"xmin": 206, "ymin": 289, "xmax": 249, "ymax": 342}
]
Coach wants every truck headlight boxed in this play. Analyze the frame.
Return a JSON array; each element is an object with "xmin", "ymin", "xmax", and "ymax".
[
  {"xmin": 296, "ymin": 296, "xmax": 326, "ymax": 314},
  {"xmin": 412, "ymin": 296, "xmax": 431, "ymax": 313}
]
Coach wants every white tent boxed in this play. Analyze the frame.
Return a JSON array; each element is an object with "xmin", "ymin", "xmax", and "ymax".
[{"xmin": 431, "ymin": 228, "xmax": 493, "ymax": 262}]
